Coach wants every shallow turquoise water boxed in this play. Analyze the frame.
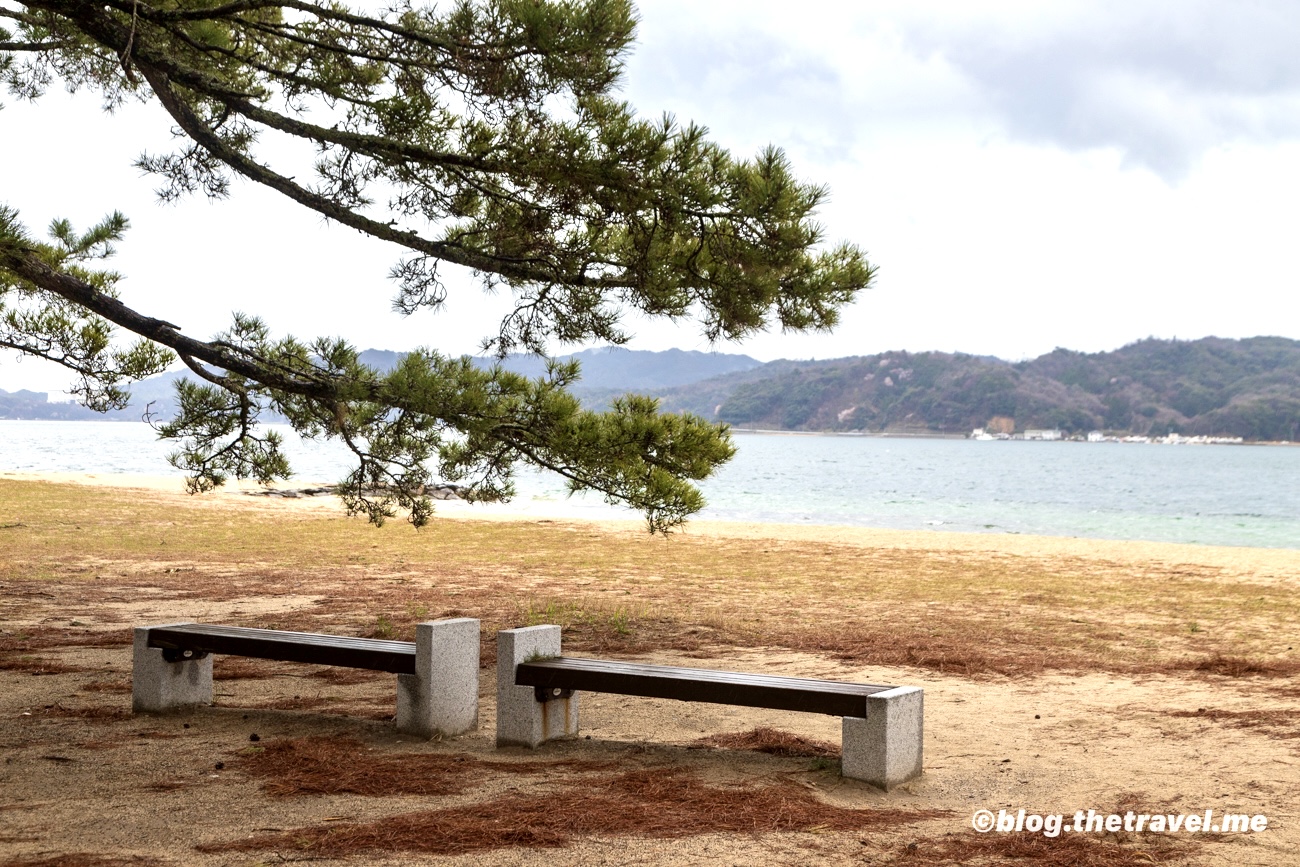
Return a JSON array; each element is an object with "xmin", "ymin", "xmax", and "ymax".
[
  {"xmin": 3, "ymin": 421, "xmax": 1297, "ymax": 549},
  {"xmin": 698, "ymin": 433, "xmax": 1300, "ymax": 548}
]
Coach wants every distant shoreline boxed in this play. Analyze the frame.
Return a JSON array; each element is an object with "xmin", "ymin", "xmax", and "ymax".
[
  {"xmin": 728, "ymin": 426, "xmax": 1299, "ymax": 445},
  {"xmin": 2, "ymin": 417, "xmax": 1295, "ymax": 446}
]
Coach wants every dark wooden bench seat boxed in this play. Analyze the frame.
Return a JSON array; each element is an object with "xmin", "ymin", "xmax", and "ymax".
[
  {"xmin": 497, "ymin": 625, "xmax": 924, "ymax": 791},
  {"xmin": 146, "ymin": 623, "xmax": 419, "ymax": 674},
  {"xmin": 133, "ymin": 618, "xmax": 480, "ymax": 739},
  {"xmin": 516, "ymin": 656, "xmax": 895, "ymax": 717}
]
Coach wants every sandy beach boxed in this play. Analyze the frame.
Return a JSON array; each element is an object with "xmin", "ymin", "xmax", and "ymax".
[
  {"xmin": 1, "ymin": 472, "xmax": 1298, "ymax": 865},
  {"xmin": 9, "ymin": 469, "xmax": 1298, "ymax": 583}
]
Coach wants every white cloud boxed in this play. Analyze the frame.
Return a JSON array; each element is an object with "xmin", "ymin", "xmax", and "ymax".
[
  {"xmin": 893, "ymin": 0, "xmax": 1300, "ymax": 179},
  {"xmin": 3, "ymin": 0, "xmax": 1299, "ymax": 396}
]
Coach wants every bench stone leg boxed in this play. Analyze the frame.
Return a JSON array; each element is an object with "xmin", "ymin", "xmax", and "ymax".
[
  {"xmin": 395, "ymin": 618, "xmax": 480, "ymax": 739},
  {"xmin": 132, "ymin": 623, "xmax": 213, "ymax": 713},
  {"xmin": 841, "ymin": 686, "xmax": 924, "ymax": 790},
  {"xmin": 495, "ymin": 625, "xmax": 578, "ymax": 748}
]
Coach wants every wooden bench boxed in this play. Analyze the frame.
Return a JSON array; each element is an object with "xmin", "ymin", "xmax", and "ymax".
[
  {"xmin": 496, "ymin": 625, "xmax": 923, "ymax": 791},
  {"xmin": 132, "ymin": 619, "xmax": 479, "ymax": 739}
]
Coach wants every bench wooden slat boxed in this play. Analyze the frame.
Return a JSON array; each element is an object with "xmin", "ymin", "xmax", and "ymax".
[
  {"xmin": 146, "ymin": 623, "xmax": 417, "ymax": 674},
  {"xmin": 515, "ymin": 657, "xmax": 893, "ymax": 718}
]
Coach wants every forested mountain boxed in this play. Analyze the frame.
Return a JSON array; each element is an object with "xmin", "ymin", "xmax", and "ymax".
[
  {"xmin": 5, "ymin": 337, "xmax": 1297, "ymax": 440},
  {"xmin": 654, "ymin": 337, "xmax": 1300, "ymax": 441}
]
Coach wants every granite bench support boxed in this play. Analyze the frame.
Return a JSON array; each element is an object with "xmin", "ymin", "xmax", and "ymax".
[
  {"xmin": 494, "ymin": 625, "xmax": 923, "ymax": 791},
  {"xmin": 133, "ymin": 619, "xmax": 479, "ymax": 738},
  {"xmin": 495, "ymin": 624, "xmax": 579, "ymax": 748}
]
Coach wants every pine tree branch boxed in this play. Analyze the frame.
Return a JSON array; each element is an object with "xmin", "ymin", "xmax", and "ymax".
[
  {"xmin": 140, "ymin": 63, "xmax": 573, "ymax": 281},
  {"xmin": 0, "ymin": 237, "xmax": 338, "ymax": 399},
  {"xmin": 129, "ymin": 0, "xmax": 287, "ymax": 23},
  {"xmin": 0, "ymin": 39, "xmax": 70, "ymax": 49}
]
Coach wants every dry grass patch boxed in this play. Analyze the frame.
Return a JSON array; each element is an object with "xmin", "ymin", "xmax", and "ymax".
[
  {"xmin": 204, "ymin": 765, "xmax": 944, "ymax": 856},
  {"xmin": 767, "ymin": 621, "xmax": 1300, "ymax": 681},
  {"xmin": 1166, "ymin": 707, "xmax": 1300, "ymax": 740},
  {"xmin": 1165, "ymin": 653, "xmax": 1300, "ymax": 678},
  {"xmin": 4, "ymin": 478, "xmax": 1298, "ymax": 683},
  {"xmin": 771, "ymin": 619, "xmax": 1079, "ymax": 677}
]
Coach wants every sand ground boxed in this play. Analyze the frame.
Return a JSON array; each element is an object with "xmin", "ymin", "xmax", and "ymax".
[{"xmin": 1, "ymin": 473, "xmax": 1297, "ymax": 866}]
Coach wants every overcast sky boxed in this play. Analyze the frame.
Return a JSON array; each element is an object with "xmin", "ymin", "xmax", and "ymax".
[{"xmin": 4, "ymin": 0, "xmax": 1300, "ymax": 395}]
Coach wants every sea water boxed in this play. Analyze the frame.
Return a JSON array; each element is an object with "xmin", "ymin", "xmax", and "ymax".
[{"xmin": 2, "ymin": 420, "xmax": 1298, "ymax": 549}]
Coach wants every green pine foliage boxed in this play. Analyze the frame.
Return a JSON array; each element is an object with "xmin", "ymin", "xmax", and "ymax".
[{"xmin": 0, "ymin": 1, "xmax": 875, "ymax": 531}]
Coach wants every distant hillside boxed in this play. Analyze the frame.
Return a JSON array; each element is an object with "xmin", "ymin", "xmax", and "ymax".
[
  {"xmin": 349, "ymin": 347, "xmax": 763, "ymax": 413},
  {"xmin": 0, "ymin": 371, "xmax": 193, "ymax": 422},
  {"xmin": 0, "ymin": 346, "xmax": 761, "ymax": 421},
  {"xmin": 650, "ymin": 337, "xmax": 1300, "ymax": 441},
  {"xmin": 7, "ymin": 338, "xmax": 1297, "ymax": 440},
  {"xmin": 510, "ymin": 347, "xmax": 763, "ymax": 411},
  {"xmin": 0, "ymin": 389, "xmax": 106, "ymax": 420}
]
